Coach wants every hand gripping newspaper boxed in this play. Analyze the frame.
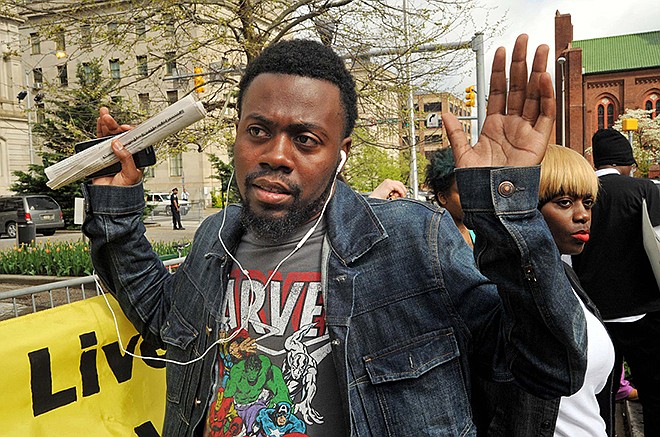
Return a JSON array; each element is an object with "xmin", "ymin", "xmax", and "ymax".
[{"xmin": 45, "ymin": 94, "xmax": 206, "ymax": 189}]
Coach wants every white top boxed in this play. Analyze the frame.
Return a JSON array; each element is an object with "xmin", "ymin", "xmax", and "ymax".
[{"xmin": 554, "ymin": 290, "xmax": 615, "ymax": 437}]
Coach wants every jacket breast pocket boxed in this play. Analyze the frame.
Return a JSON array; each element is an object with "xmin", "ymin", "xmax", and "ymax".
[{"xmin": 363, "ymin": 329, "xmax": 473, "ymax": 436}]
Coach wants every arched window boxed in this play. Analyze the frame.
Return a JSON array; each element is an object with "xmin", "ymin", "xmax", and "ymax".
[
  {"xmin": 607, "ymin": 104, "xmax": 614, "ymax": 127},
  {"xmin": 596, "ymin": 98, "xmax": 617, "ymax": 129},
  {"xmin": 645, "ymin": 93, "xmax": 659, "ymax": 120}
]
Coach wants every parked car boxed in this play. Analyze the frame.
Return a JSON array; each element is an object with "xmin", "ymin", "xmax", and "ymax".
[
  {"xmin": 146, "ymin": 192, "xmax": 189, "ymax": 216},
  {"xmin": 0, "ymin": 195, "xmax": 65, "ymax": 238}
]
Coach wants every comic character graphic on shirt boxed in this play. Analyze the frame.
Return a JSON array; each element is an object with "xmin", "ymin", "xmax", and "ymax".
[
  {"xmin": 207, "ymin": 265, "xmax": 343, "ymax": 436},
  {"xmin": 220, "ymin": 328, "xmax": 258, "ymax": 387},
  {"xmin": 252, "ymin": 401, "xmax": 308, "ymax": 437},
  {"xmin": 224, "ymin": 352, "xmax": 291, "ymax": 432},
  {"xmin": 282, "ymin": 323, "xmax": 325, "ymax": 425},
  {"xmin": 204, "ymin": 387, "xmax": 244, "ymax": 437}
]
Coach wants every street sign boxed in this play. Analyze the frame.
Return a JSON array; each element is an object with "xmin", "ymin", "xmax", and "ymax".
[{"xmin": 426, "ymin": 112, "xmax": 440, "ymax": 128}]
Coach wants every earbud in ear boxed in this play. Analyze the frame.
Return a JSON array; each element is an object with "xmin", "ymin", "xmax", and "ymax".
[{"xmin": 337, "ymin": 150, "xmax": 347, "ymax": 174}]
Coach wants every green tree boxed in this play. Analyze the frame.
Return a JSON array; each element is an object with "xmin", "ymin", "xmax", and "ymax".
[
  {"xmin": 10, "ymin": 60, "xmax": 136, "ymax": 227},
  {"xmin": 613, "ymin": 109, "xmax": 660, "ymax": 177},
  {"xmin": 207, "ymin": 152, "xmax": 241, "ymax": 208}
]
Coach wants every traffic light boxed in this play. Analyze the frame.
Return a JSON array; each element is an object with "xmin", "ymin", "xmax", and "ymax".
[
  {"xmin": 193, "ymin": 67, "xmax": 205, "ymax": 93},
  {"xmin": 465, "ymin": 85, "xmax": 476, "ymax": 107}
]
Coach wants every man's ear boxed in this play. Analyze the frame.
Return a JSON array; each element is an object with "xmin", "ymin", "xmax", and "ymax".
[
  {"xmin": 342, "ymin": 137, "xmax": 352, "ymax": 156},
  {"xmin": 436, "ymin": 193, "xmax": 447, "ymax": 206}
]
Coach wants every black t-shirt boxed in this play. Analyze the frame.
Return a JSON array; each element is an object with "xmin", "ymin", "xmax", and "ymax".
[{"xmin": 203, "ymin": 219, "xmax": 348, "ymax": 437}]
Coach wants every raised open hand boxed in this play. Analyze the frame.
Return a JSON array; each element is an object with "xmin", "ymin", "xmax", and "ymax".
[{"xmin": 442, "ymin": 34, "xmax": 556, "ymax": 168}]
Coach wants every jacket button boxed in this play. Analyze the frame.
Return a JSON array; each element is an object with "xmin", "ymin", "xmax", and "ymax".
[
  {"xmin": 195, "ymin": 399, "xmax": 201, "ymax": 406},
  {"xmin": 541, "ymin": 420, "xmax": 551, "ymax": 429},
  {"xmin": 498, "ymin": 181, "xmax": 515, "ymax": 197},
  {"xmin": 331, "ymin": 339, "xmax": 341, "ymax": 346}
]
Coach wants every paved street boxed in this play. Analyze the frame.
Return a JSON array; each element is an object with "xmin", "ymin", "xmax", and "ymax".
[{"xmin": 0, "ymin": 204, "xmax": 221, "ymax": 251}]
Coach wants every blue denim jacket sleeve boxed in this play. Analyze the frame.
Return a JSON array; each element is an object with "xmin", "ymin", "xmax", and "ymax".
[
  {"xmin": 81, "ymin": 182, "xmax": 173, "ymax": 349},
  {"xmin": 455, "ymin": 166, "xmax": 587, "ymax": 397}
]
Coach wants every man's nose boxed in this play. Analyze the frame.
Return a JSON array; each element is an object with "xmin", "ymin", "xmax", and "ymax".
[{"xmin": 260, "ymin": 134, "xmax": 294, "ymax": 173}]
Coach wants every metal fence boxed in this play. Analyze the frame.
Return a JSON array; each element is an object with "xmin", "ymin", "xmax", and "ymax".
[{"xmin": 0, "ymin": 257, "xmax": 185, "ymax": 319}]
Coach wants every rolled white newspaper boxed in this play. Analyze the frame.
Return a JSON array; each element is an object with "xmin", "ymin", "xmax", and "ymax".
[{"xmin": 45, "ymin": 94, "xmax": 207, "ymax": 189}]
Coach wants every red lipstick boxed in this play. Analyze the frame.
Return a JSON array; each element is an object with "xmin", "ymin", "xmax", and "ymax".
[{"xmin": 572, "ymin": 233, "xmax": 589, "ymax": 243}]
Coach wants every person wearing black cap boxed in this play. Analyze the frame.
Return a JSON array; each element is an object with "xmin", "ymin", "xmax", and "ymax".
[{"xmin": 573, "ymin": 128, "xmax": 660, "ymax": 436}]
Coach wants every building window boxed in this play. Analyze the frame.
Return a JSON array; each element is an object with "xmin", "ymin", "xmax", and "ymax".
[
  {"xmin": 165, "ymin": 52, "xmax": 177, "ymax": 76},
  {"xmin": 109, "ymin": 59, "xmax": 121, "ymax": 80},
  {"xmin": 137, "ymin": 55, "xmax": 148, "ymax": 77},
  {"xmin": 30, "ymin": 33, "xmax": 41, "ymax": 54},
  {"xmin": 164, "ymin": 14, "xmax": 175, "ymax": 37},
  {"xmin": 644, "ymin": 94, "xmax": 659, "ymax": 119},
  {"xmin": 108, "ymin": 21, "xmax": 119, "ymax": 42},
  {"xmin": 81, "ymin": 62, "xmax": 93, "ymax": 85},
  {"xmin": 607, "ymin": 104, "xmax": 615, "ymax": 128},
  {"xmin": 57, "ymin": 64, "xmax": 68, "ymax": 86},
  {"xmin": 80, "ymin": 25, "xmax": 92, "ymax": 48},
  {"xmin": 32, "ymin": 68, "xmax": 43, "ymax": 86},
  {"xmin": 138, "ymin": 93, "xmax": 150, "ymax": 112},
  {"xmin": 135, "ymin": 21, "xmax": 146, "ymax": 39},
  {"xmin": 167, "ymin": 90, "xmax": 178, "ymax": 105},
  {"xmin": 55, "ymin": 31, "xmax": 66, "ymax": 51},
  {"xmin": 36, "ymin": 103, "xmax": 45, "ymax": 124},
  {"xmin": 597, "ymin": 100, "xmax": 616, "ymax": 129},
  {"xmin": 423, "ymin": 101, "xmax": 442, "ymax": 112},
  {"xmin": 169, "ymin": 153, "xmax": 183, "ymax": 177}
]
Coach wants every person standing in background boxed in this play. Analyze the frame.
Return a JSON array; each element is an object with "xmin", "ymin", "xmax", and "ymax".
[
  {"xmin": 170, "ymin": 187, "xmax": 184, "ymax": 230},
  {"xmin": 573, "ymin": 128, "xmax": 660, "ymax": 436}
]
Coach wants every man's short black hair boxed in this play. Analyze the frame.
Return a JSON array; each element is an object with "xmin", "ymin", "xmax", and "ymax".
[{"xmin": 237, "ymin": 39, "xmax": 358, "ymax": 138}]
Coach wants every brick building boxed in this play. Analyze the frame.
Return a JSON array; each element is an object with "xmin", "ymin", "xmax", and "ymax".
[{"xmin": 554, "ymin": 11, "xmax": 660, "ymax": 156}]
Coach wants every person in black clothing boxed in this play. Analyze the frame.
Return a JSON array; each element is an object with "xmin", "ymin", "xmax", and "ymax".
[
  {"xmin": 171, "ymin": 187, "xmax": 184, "ymax": 230},
  {"xmin": 573, "ymin": 128, "xmax": 660, "ymax": 436}
]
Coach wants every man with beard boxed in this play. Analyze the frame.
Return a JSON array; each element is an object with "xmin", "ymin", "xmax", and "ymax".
[{"xmin": 84, "ymin": 36, "xmax": 587, "ymax": 436}]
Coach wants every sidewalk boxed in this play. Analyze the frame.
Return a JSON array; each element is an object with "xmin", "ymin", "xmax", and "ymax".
[{"xmin": 616, "ymin": 399, "xmax": 644, "ymax": 437}]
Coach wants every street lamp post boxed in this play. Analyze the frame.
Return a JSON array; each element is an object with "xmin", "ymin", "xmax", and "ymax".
[
  {"xmin": 20, "ymin": 50, "xmax": 67, "ymax": 166},
  {"xmin": 557, "ymin": 56, "xmax": 567, "ymax": 147}
]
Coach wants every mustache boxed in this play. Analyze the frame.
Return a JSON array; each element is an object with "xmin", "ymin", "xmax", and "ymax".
[{"xmin": 244, "ymin": 169, "xmax": 302, "ymax": 198}]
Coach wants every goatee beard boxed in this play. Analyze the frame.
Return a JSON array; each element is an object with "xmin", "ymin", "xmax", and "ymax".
[{"xmin": 239, "ymin": 170, "xmax": 335, "ymax": 243}]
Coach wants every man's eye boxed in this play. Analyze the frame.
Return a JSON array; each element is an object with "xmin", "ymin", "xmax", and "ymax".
[
  {"xmin": 294, "ymin": 135, "xmax": 320, "ymax": 148},
  {"xmin": 247, "ymin": 126, "xmax": 267, "ymax": 137},
  {"xmin": 556, "ymin": 199, "xmax": 572, "ymax": 207}
]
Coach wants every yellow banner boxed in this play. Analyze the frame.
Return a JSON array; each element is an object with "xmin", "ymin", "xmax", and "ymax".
[{"xmin": 0, "ymin": 295, "xmax": 166, "ymax": 437}]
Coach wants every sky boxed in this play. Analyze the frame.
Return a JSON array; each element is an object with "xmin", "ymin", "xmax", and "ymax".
[{"xmin": 447, "ymin": 0, "xmax": 660, "ymax": 94}]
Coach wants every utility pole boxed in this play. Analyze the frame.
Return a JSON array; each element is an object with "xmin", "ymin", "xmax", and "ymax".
[{"xmin": 402, "ymin": 0, "xmax": 419, "ymax": 199}]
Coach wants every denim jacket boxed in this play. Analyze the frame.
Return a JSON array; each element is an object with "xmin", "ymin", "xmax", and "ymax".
[
  {"xmin": 83, "ymin": 166, "xmax": 587, "ymax": 437},
  {"xmin": 473, "ymin": 263, "xmax": 614, "ymax": 437}
]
